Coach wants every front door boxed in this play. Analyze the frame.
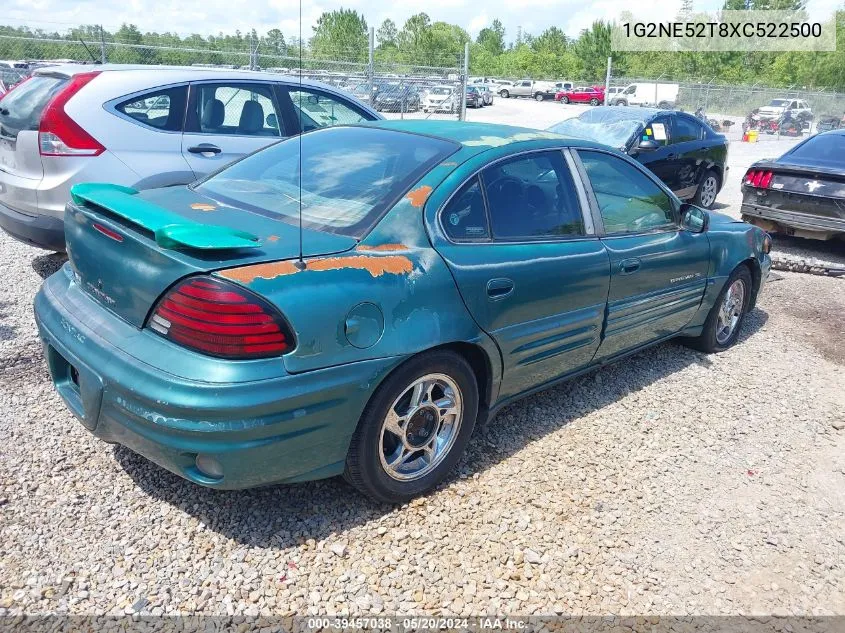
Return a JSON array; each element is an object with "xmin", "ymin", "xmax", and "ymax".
[
  {"xmin": 575, "ymin": 149, "xmax": 710, "ymax": 360},
  {"xmin": 668, "ymin": 114, "xmax": 709, "ymax": 199},
  {"xmin": 631, "ymin": 115, "xmax": 680, "ymax": 194},
  {"xmin": 432, "ymin": 150, "xmax": 611, "ymax": 399},
  {"xmin": 181, "ymin": 81, "xmax": 287, "ymax": 178}
]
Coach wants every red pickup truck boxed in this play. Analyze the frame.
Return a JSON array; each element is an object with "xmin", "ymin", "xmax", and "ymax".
[{"xmin": 555, "ymin": 86, "xmax": 605, "ymax": 105}]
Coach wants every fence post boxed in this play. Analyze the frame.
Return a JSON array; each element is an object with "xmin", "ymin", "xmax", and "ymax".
[
  {"xmin": 604, "ymin": 56, "xmax": 612, "ymax": 105},
  {"xmin": 99, "ymin": 25, "xmax": 106, "ymax": 64},
  {"xmin": 460, "ymin": 42, "xmax": 469, "ymax": 121},
  {"xmin": 367, "ymin": 27, "xmax": 374, "ymax": 107}
]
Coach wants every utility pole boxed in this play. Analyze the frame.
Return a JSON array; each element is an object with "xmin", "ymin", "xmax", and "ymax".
[
  {"xmin": 460, "ymin": 42, "xmax": 469, "ymax": 121},
  {"xmin": 99, "ymin": 25, "xmax": 106, "ymax": 64},
  {"xmin": 604, "ymin": 56, "xmax": 612, "ymax": 105}
]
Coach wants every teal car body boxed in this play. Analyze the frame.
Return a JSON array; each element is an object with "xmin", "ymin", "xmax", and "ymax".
[{"xmin": 34, "ymin": 120, "xmax": 771, "ymax": 495}]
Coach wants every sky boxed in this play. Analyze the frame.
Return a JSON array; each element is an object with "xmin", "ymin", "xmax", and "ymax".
[{"xmin": 4, "ymin": 0, "xmax": 843, "ymax": 43}]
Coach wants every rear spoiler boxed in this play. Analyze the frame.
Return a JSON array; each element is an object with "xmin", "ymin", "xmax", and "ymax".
[{"xmin": 69, "ymin": 183, "xmax": 262, "ymax": 250}]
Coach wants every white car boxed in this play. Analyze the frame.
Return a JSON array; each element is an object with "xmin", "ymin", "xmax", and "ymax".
[
  {"xmin": 757, "ymin": 98, "xmax": 812, "ymax": 121},
  {"xmin": 0, "ymin": 64, "xmax": 380, "ymax": 251},
  {"xmin": 422, "ymin": 86, "xmax": 456, "ymax": 113}
]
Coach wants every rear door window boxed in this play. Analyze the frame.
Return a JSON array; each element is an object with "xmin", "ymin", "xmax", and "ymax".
[
  {"xmin": 188, "ymin": 82, "xmax": 284, "ymax": 137},
  {"xmin": 115, "ymin": 85, "xmax": 187, "ymax": 132},
  {"xmin": 671, "ymin": 116, "xmax": 703, "ymax": 143},
  {"xmin": 0, "ymin": 75, "xmax": 66, "ymax": 139},
  {"xmin": 282, "ymin": 88, "xmax": 373, "ymax": 133},
  {"xmin": 442, "ymin": 177, "xmax": 489, "ymax": 241},
  {"xmin": 481, "ymin": 151, "xmax": 585, "ymax": 240}
]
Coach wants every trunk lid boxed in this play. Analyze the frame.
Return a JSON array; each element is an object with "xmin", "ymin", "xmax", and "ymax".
[{"xmin": 65, "ymin": 184, "xmax": 357, "ymax": 328}]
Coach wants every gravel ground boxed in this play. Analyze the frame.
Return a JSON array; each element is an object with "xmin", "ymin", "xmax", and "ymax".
[{"xmin": 1, "ymin": 226, "xmax": 844, "ymax": 618}]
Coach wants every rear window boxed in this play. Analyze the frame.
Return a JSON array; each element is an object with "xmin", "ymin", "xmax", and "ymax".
[
  {"xmin": 781, "ymin": 134, "xmax": 845, "ymax": 169},
  {"xmin": 115, "ymin": 85, "xmax": 187, "ymax": 132},
  {"xmin": 0, "ymin": 75, "xmax": 66, "ymax": 139},
  {"xmin": 194, "ymin": 126, "xmax": 458, "ymax": 237}
]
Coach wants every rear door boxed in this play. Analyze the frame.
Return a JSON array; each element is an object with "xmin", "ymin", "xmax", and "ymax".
[
  {"xmin": 181, "ymin": 81, "xmax": 286, "ymax": 178},
  {"xmin": 432, "ymin": 149, "xmax": 610, "ymax": 399},
  {"xmin": 666, "ymin": 114, "xmax": 709, "ymax": 199},
  {"xmin": 0, "ymin": 74, "xmax": 68, "ymax": 215},
  {"xmin": 575, "ymin": 149, "xmax": 710, "ymax": 360}
]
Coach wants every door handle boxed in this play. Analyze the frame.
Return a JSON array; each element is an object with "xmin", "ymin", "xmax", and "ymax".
[
  {"xmin": 187, "ymin": 144, "xmax": 222, "ymax": 155},
  {"xmin": 486, "ymin": 278, "xmax": 515, "ymax": 300},
  {"xmin": 620, "ymin": 258, "xmax": 641, "ymax": 274}
]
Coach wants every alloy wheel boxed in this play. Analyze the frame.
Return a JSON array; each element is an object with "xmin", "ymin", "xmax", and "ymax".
[
  {"xmin": 715, "ymin": 279, "xmax": 746, "ymax": 344},
  {"xmin": 378, "ymin": 374, "xmax": 463, "ymax": 482}
]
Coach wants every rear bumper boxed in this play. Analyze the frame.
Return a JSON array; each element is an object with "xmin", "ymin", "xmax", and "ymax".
[
  {"xmin": 34, "ymin": 265, "xmax": 402, "ymax": 489},
  {"xmin": 0, "ymin": 200, "xmax": 65, "ymax": 251},
  {"xmin": 741, "ymin": 202, "xmax": 845, "ymax": 234}
]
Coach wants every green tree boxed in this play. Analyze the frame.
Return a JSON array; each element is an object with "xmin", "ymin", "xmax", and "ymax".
[
  {"xmin": 376, "ymin": 19, "xmax": 398, "ymax": 49},
  {"xmin": 310, "ymin": 8, "xmax": 368, "ymax": 61},
  {"xmin": 476, "ymin": 19, "xmax": 505, "ymax": 56},
  {"xmin": 532, "ymin": 27, "xmax": 568, "ymax": 56}
]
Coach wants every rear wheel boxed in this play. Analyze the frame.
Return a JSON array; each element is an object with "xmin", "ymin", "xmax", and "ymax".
[
  {"xmin": 693, "ymin": 170, "xmax": 720, "ymax": 209},
  {"xmin": 589, "ymin": 97, "xmax": 600, "ymax": 106},
  {"xmin": 684, "ymin": 266, "xmax": 752, "ymax": 353},
  {"xmin": 535, "ymin": 93, "xmax": 544, "ymax": 102},
  {"xmin": 344, "ymin": 350, "xmax": 479, "ymax": 503}
]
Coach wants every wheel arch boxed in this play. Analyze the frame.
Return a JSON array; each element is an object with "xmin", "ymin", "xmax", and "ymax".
[{"xmin": 739, "ymin": 257, "xmax": 763, "ymax": 309}]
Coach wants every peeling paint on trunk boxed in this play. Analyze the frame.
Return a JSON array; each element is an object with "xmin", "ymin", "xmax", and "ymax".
[{"xmin": 219, "ymin": 253, "xmax": 414, "ymax": 284}]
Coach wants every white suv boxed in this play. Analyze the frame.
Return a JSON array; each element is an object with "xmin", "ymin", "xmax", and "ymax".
[{"xmin": 0, "ymin": 65, "xmax": 380, "ymax": 251}]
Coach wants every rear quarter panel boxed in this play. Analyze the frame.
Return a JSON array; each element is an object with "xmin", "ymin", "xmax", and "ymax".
[{"xmin": 214, "ymin": 167, "xmax": 500, "ymax": 384}]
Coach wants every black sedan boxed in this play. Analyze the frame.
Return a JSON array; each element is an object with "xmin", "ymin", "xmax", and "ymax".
[
  {"xmin": 372, "ymin": 84, "xmax": 421, "ymax": 113},
  {"xmin": 741, "ymin": 130, "xmax": 845, "ymax": 241},
  {"xmin": 549, "ymin": 107, "xmax": 728, "ymax": 208},
  {"xmin": 466, "ymin": 86, "xmax": 482, "ymax": 109}
]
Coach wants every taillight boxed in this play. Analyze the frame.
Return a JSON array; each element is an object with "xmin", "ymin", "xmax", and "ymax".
[
  {"xmin": 147, "ymin": 276, "xmax": 294, "ymax": 359},
  {"xmin": 39, "ymin": 71, "xmax": 105, "ymax": 157},
  {"xmin": 744, "ymin": 169, "xmax": 773, "ymax": 189}
]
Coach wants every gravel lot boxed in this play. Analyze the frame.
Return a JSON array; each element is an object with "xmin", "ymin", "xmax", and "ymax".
[
  {"xmin": 1, "ymin": 230, "xmax": 844, "ymax": 617},
  {"xmin": 1, "ymin": 101, "xmax": 844, "ymax": 619}
]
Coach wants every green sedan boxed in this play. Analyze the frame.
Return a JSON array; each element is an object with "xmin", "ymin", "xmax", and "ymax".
[{"xmin": 34, "ymin": 120, "xmax": 771, "ymax": 503}]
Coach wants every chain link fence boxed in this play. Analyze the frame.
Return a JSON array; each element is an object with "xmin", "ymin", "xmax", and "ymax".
[
  {"xmin": 0, "ymin": 32, "xmax": 468, "ymax": 121},
  {"xmin": 606, "ymin": 73, "xmax": 845, "ymax": 141}
]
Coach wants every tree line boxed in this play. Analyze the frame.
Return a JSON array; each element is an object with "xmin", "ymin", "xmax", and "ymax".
[{"xmin": 1, "ymin": 0, "xmax": 843, "ymax": 90}]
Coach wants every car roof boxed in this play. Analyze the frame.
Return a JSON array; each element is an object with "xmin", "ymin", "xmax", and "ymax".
[
  {"xmin": 361, "ymin": 120, "xmax": 606, "ymax": 159},
  {"xmin": 31, "ymin": 63, "xmax": 345, "ymax": 89},
  {"xmin": 576, "ymin": 105, "xmax": 673, "ymax": 123}
]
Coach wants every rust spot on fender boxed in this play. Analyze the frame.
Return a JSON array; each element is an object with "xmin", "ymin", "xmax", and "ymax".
[
  {"xmin": 266, "ymin": 235, "xmax": 280, "ymax": 242},
  {"xmin": 405, "ymin": 185, "xmax": 433, "ymax": 208},
  {"xmin": 190, "ymin": 202, "xmax": 217, "ymax": 211},
  {"xmin": 219, "ymin": 254, "xmax": 413, "ymax": 284},
  {"xmin": 356, "ymin": 243, "xmax": 408, "ymax": 252}
]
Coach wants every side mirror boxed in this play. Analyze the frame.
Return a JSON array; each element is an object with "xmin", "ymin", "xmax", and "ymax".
[
  {"xmin": 680, "ymin": 204, "xmax": 709, "ymax": 233},
  {"xmin": 637, "ymin": 139, "xmax": 661, "ymax": 151}
]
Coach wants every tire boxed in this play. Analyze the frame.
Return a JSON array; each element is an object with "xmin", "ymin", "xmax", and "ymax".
[
  {"xmin": 561, "ymin": 96, "xmax": 570, "ymax": 104},
  {"xmin": 693, "ymin": 169, "xmax": 719, "ymax": 209},
  {"xmin": 616, "ymin": 99, "xmax": 628, "ymax": 107},
  {"xmin": 500, "ymin": 90, "xmax": 509, "ymax": 98},
  {"xmin": 344, "ymin": 350, "xmax": 479, "ymax": 503},
  {"xmin": 589, "ymin": 98, "xmax": 600, "ymax": 106},
  {"xmin": 684, "ymin": 266, "xmax": 753, "ymax": 353},
  {"xmin": 535, "ymin": 93, "xmax": 544, "ymax": 102}
]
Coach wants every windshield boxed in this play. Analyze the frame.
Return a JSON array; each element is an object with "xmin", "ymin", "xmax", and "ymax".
[
  {"xmin": 548, "ymin": 112, "xmax": 642, "ymax": 149},
  {"xmin": 780, "ymin": 134, "xmax": 844, "ymax": 169},
  {"xmin": 430, "ymin": 87, "xmax": 452, "ymax": 95},
  {"xmin": 769, "ymin": 99, "xmax": 789, "ymax": 107},
  {"xmin": 195, "ymin": 126, "xmax": 458, "ymax": 237}
]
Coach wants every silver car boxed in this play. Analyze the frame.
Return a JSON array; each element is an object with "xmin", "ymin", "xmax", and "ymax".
[{"xmin": 0, "ymin": 65, "xmax": 381, "ymax": 251}]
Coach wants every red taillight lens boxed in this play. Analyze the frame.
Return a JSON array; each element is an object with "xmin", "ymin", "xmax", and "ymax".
[
  {"xmin": 39, "ymin": 71, "xmax": 105, "ymax": 157},
  {"xmin": 147, "ymin": 277, "xmax": 294, "ymax": 359},
  {"xmin": 745, "ymin": 169, "xmax": 773, "ymax": 189},
  {"xmin": 744, "ymin": 170, "xmax": 757, "ymax": 185}
]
